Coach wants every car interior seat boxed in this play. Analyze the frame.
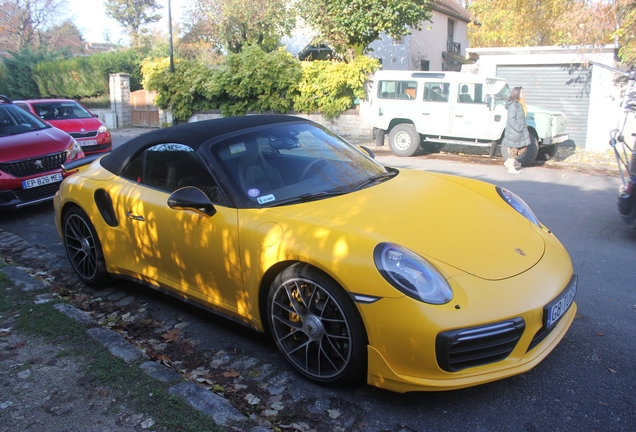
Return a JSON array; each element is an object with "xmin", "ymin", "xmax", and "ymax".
[
  {"xmin": 459, "ymin": 85, "xmax": 473, "ymax": 103},
  {"xmin": 220, "ymin": 140, "xmax": 283, "ymax": 197}
]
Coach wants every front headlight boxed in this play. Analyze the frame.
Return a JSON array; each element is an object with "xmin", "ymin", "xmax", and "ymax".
[
  {"xmin": 374, "ymin": 243, "xmax": 453, "ymax": 304},
  {"xmin": 496, "ymin": 187, "xmax": 540, "ymax": 227},
  {"xmin": 67, "ymin": 138, "xmax": 84, "ymax": 160},
  {"xmin": 98, "ymin": 125, "xmax": 108, "ymax": 134}
]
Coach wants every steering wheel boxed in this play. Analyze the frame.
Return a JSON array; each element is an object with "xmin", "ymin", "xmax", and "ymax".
[{"xmin": 300, "ymin": 158, "xmax": 328, "ymax": 181}]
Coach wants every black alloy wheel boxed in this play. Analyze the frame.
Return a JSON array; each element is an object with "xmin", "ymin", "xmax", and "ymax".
[
  {"xmin": 267, "ymin": 263, "xmax": 367, "ymax": 385},
  {"xmin": 63, "ymin": 207, "xmax": 109, "ymax": 286}
]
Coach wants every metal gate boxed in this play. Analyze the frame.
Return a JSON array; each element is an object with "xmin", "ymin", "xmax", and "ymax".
[
  {"xmin": 131, "ymin": 89, "xmax": 160, "ymax": 128},
  {"xmin": 497, "ymin": 64, "xmax": 591, "ymax": 148}
]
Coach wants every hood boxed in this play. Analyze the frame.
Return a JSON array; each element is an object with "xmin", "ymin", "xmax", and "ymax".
[
  {"xmin": 272, "ymin": 170, "xmax": 545, "ymax": 281},
  {"xmin": 0, "ymin": 127, "xmax": 73, "ymax": 162},
  {"xmin": 526, "ymin": 104, "xmax": 566, "ymax": 117},
  {"xmin": 46, "ymin": 117, "xmax": 103, "ymax": 133}
]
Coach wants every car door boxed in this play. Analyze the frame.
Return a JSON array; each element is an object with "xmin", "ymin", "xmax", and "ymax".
[
  {"xmin": 110, "ymin": 143, "xmax": 245, "ymax": 318},
  {"xmin": 451, "ymin": 82, "xmax": 493, "ymax": 139},
  {"xmin": 417, "ymin": 81, "xmax": 452, "ymax": 135}
]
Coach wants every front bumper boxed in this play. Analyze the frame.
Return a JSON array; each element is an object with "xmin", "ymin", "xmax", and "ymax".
[
  {"xmin": 541, "ymin": 133, "xmax": 569, "ymax": 145},
  {"xmin": 0, "ymin": 182, "xmax": 61, "ymax": 210}
]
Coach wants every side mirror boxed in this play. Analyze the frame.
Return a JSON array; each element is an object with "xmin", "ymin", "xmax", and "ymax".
[{"xmin": 168, "ymin": 187, "xmax": 217, "ymax": 217}]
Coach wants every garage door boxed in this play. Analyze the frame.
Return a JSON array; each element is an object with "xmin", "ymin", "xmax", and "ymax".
[{"xmin": 497, "ymin": 64, "xmax": 591, "ymax": 148}]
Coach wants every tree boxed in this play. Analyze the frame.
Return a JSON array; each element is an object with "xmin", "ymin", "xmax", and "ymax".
[
  {"xmin": 298, "ymin": 0, "xmax": 434, "ymax": 58},
  {"xmin": 467, "ymin": 0, "xmax": 618, "ymax": 48},
  {"xmin": 104, "ymin": 0, "xmax": 162, "ymax": 47},
  {"xmin": 0, "ymin": 0, "xmax": 66, "ymax": 50},
  {"xmin": 182, "ymin": 0, "xmax": 295, "ymax": 54}
]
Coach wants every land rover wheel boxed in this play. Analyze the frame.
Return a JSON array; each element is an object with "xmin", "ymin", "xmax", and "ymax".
[
  {"xmin": 388, "ymin": 124, "xmax": 421, "ymax": 157},
  {"xmin": 537, "ymin": 144, "xmax": 558, "ymax": 161},
  {"xmin": 501, "ymin": 133, "xmax": 539, "ymax": 166}
]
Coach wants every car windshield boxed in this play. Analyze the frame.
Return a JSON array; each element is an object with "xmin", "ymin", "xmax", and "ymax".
[
  {"xmin": 31, "ymin": 101, "xmax": 93, "ymax": 120},
  {"xmin": 211, "ymin": 122, "xmax": 393, "ymax": 208},
  {"xmin": 0, "ymin": 104, "xmax": 49, "ymax": 137}
]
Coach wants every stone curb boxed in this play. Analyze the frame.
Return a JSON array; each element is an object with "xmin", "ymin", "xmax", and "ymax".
[{"xmin": 0, "ymin": 264, "xmax": 251, "ymax": 429}]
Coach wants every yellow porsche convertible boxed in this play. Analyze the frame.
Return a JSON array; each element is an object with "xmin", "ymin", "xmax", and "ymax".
[{"xmin": 54, "ymin": 115, "xmax": 577, "ymax": 393}]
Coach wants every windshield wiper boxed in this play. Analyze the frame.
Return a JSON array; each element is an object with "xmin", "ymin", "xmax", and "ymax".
[
  {"xmin": 353, "ymin": 170, "xmax": 396, "ymax": 190},
  {"xmin": 265, "ymin": 191, "xmax": 347, "ymax": 207}
]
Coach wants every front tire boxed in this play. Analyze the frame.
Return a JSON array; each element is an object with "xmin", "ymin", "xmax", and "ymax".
[
  {"xmin": 388, "ymin": 124, "xmax": 421, "ymax": 157},
  {"xmin": 501, "ymin": 133, "xmax": 539, "ymax": 166},
  {"xmin": 267, "ymin": 263, "xmax": 367, "ymax": 385},
  {"xmin": 63, "ymin": 207, "xmax": 109, "ymax": 286}
]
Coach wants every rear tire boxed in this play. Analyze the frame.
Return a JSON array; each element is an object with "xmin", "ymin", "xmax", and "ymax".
[
  {"xmin": 501, "ymin": 133, "xmax": 538, "ymax": 166},
  {"xmin": 63, "ymin": 207, "xmax": 109, "ymax": 286},
  {"xmin": 388, "ymin": 124, "xmax": 421, "ymax": 157}
]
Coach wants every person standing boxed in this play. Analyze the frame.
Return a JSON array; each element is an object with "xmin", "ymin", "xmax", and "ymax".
[{"xmin": 502, "ymin": 87, "xmax": 531, "ymax": 174}]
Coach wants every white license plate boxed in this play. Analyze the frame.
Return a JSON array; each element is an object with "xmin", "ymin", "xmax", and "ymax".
[
  {"xmin": 545, "ymin": 276, "xmax": 577, "ymax": 328},
  {"xmin": 22, "ymin": 173, "xmax": 63, "ymax": 189},
  {"xmin": 79, "ymin": 139, "xmax": 97, "ymax": 147}
]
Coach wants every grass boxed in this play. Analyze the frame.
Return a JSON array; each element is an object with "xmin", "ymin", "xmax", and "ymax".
[{"xmin": 0, "ymin": 265, "xmax": 224, "ymax": 432}]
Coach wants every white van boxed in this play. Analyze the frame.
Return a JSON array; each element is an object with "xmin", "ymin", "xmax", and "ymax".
[{"xmin": 368, "ymin": 70, "xmax": 569, "ymax": 165}]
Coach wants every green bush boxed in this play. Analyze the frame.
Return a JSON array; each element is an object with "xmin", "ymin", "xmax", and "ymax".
[
  {"xmin": 293, "ymin": 56, "xmax": 380, "ymax": 119},
  {"xmin": 144, "ymin": 46, "xmax": 302, "ymax": 121},
  {"xmin": 143, "ymin": 47, "xmax": 379, "ymax": 121},
  {"xmin": 33, "ymin": 49, "xmax": 143, "ymax": 99},
  {"xmin": 201, "ymin": 46, "xmax": 302, "ymax": 117}
]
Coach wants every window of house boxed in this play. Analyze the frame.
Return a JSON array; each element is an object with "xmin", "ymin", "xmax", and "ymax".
[{"xmin": 420, "ymin": 60, "xmax": 430, "ymax": 71}]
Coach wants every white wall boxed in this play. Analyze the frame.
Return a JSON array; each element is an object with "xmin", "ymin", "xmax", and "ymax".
[{"xmin": 368, "ymin": 10, "xmax": 469, "ymax": 71}]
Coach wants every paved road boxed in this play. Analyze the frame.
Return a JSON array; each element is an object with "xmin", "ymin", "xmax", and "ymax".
[{"xmin": 1, "ymin": 153, "xmax": 635, "ymax": 431}]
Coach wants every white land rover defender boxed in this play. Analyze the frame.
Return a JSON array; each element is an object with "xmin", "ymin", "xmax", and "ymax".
[{"xmin": 369, "ymin": 70, "xmax": 569, "ymax": 165}]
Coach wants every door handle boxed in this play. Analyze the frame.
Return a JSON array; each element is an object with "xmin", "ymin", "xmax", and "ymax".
[
  {"xmin": 126, "ymin": 211, "xmax": 145, "ymax": 221},
  {"xmin": 422, "ymin": 113, "xmax": 430, "ymax": 115},
  {"xmin": 455, "ymin": 114, "xmax": 464, "ymax": 117}
]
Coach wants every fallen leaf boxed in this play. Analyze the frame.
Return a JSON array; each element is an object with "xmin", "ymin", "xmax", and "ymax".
[
  {"xmin": 599, "ymin": 401, "xmax": 610, "ymax": 406},
  {"xmin": 223, "ymin": 370, "xmax": 240, "ymax": 378},
  {"xmin": 161, "ymin": 328, "xmax": 181, "ymax": 342},
  {"xmin": 327, "ymin": 409, "xmax": 341, "ymax": 419},
  {"xmin": 8, "ymin": 341, "xmax": 26, "ymax": 350},
  {"xmin": 596, "ymin": 332, "xmax": 604, "ymax": 336},
  {"xmin": 608, "ymin": 368, "xmax": 617, "ymax": 374},
  {"xmin": 245, "ymin": 393, "xmax": 261, "ymax": 405},
  {"xmin": 0, "ymin": 328, "xmax": 11, "ymax": 337}
]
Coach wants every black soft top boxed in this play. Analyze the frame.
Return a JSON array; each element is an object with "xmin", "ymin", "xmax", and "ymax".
[{"xmin": 100, "ymin": 114, "xmax": 305, "ymax": 175}]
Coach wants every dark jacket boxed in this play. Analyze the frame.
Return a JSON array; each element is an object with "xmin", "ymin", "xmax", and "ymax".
[{"xmin": 502, "ymin": 100, "xmax": 531, "ymax": 149}]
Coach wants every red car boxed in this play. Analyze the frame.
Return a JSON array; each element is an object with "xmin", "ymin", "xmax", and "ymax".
[
  {"xmin": 0, "ymin": 96, "xmax": 85, "ymax": 211},
  {"xmin": 15, "ymin": 99, "xmax": 112, "ymax": 154}
]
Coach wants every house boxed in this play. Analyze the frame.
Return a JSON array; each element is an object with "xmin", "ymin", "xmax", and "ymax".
[{"xmin": 367, "ymin": 0, "xmax": 471, "ymax": 71}]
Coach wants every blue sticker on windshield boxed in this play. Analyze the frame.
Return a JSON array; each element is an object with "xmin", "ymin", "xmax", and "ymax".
[
  {"xmin": 248, "ymin": 188, "xmax": 260, "ymax": 197},
  {"xmin": 257, "ymin": 194, "xmax": 275, "ymax": 204}
]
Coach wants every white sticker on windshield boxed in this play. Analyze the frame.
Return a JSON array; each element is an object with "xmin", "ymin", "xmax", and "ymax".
[
  {"xmin": 229, "ymin": 142, "xmax": 246, "ymax": 154},
  {"xmin": 257, "ymin": 194, "xmax": 275, "ymax": 204}
]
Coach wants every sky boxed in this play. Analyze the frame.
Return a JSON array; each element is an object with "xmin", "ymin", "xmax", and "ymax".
[{"xmin": 66, "ymin": 0, "xmax": 184, "ymax": 44}]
